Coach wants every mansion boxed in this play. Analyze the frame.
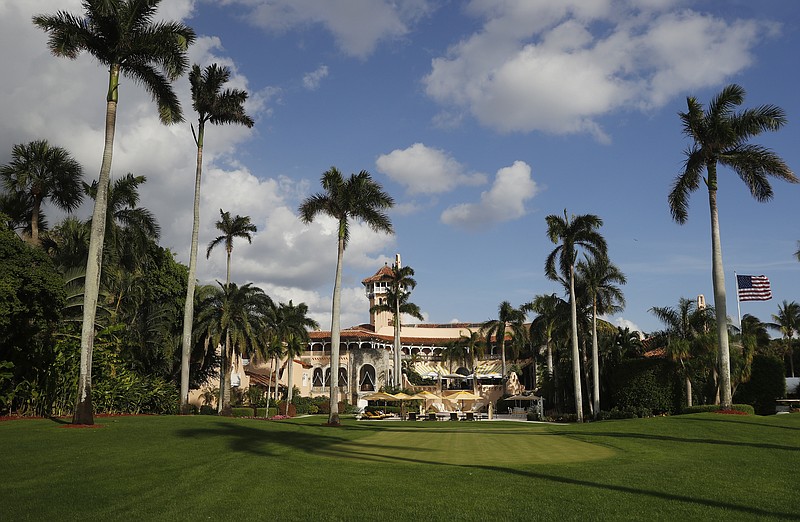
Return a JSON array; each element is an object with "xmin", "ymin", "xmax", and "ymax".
[{"xmin": 195, "ymin": 255, "xmax": 528, "ymax": 409}]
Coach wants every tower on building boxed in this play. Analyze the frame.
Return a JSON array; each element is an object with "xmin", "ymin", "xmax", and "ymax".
[{"xmin": 362, "ymin": 254, "xmax": 402, "ymax": 330}]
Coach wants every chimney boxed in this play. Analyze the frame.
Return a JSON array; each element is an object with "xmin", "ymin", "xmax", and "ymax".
[{"xmin": 395, "ymin": 253, "xmax": 401, "ymax": 268}]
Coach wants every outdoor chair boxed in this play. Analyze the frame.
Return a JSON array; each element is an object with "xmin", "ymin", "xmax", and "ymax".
[
  {"xmin": 408, "ymin": 412, "xmax": 417, "ymax": 421},
  {"xmin": 465, "ymin": 412, "xmax": 475, "ymax": 421},
  {"xmin": 450, "ymin": 412, "xmax": 458, "ymax": 421},
  {"xmin": 427, "ymin": 413, "xmax": 437, "ymax": 421}
]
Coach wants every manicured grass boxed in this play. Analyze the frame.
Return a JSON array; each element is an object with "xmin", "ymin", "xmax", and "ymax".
[{"xmin": 2, "ymin": 413, "xmax": 799, "ymax": 521}]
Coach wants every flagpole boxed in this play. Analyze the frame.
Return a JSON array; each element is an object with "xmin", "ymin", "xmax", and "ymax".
[{"xmin": 734, "ymin": 270, "xmax": 742, "ymax": 329}]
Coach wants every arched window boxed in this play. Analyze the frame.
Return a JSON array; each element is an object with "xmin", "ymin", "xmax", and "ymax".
[
  {"xmin": 338, "ymin": 367, "xmax": 348, "ymax": 386},
  {"xmin": 324, "ymin": 368, "xmax": 331, "ymax": 387},
  {"xmin": 359, "ymin": 364, "xmax": 376, "ymax": 392},
  {"xmin": 312, "ymin": 367, "xmax": 323, "ymax": 387}
]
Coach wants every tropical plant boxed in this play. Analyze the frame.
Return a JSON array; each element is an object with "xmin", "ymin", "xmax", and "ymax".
[
  {"xmin": 545, "ymin": 210, "xmax": 607, "ymax": 422},
  {"xmin": 272, "ymin": 301, "xmax": 318, "ymax": 404},
  {"xmin": 84, "ymin": 173, "xmax": 160, "ymax": 272},
  {"xmin": 575, "ymin": 255, "xmax": 626, "ymax": 418},
  {"xmin": 206, "ymin": 209, "xmax": 257, "ymax": 410},
  {"xmin": 525, "ymin": 294, "xmax": 569, "ymax": 378},
  {"xmin": 368, "ymin": 263, "xmax": 423, "ymax": 387},
  {"xmin": 34, "ymin": 0, "xmax": 195, "ymax": 425},
  {"xmin": 194, "ymin": 282, "xmax": 270, "ymax": 414},
  {"xmin": 0, "ymin": 140, "xmax": 84, "ymax": 246},
  {"xmin": 769, "ymin": 300, "xmax": 799, "ymax": 377},
  {"xmin": 669, "ymin": 84, "xmax": 797, "ymax": 409},
  {"xmin": 481, "ymin": 301, "xmax": 526, "ymax": 380},
  {"xmin": 206, "ymin": 209, "xmax": 257, "ymax": 285},
  {"xmin": 180, "ymin": 63, "xmax": 255, "ymax": 413},
  {"xmin": 650, "ymin": 298, "xmax": 715, "ymax": 407},
  {"xmin": 298, "ymin": 167, "xmax": 394, "ymax": 425}
]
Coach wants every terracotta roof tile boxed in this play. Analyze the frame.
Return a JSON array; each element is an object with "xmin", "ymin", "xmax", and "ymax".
[{"xmin": 361, "ymin": 263, "xmax": 395, "ymax": 284}]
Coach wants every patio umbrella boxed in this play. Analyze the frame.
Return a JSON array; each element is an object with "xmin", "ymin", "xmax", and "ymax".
[
  {"xmin": 363, "ymin": 391, "xmax": 400, "ymax": 401},
  {"xmin": 443, "ymin": 390, "xmax": 482, "ymax": 411},
  {"xmin": 363, "ymin": 391, "xmax": 400, "ymax": 411},
  {"xmin": 506, "ymin": 394, "xmax": 541, "ymax": 401},
  {"xmin": 393, "ymin": 392, "xmax": 414, "ymax": 418},
  {"xmin": 411, "ymin": 391, "xmax": 441, "ymax": 413},
  {"xmin": 506, "ymin": 394, "xmax": 542, "ymax": 415}
]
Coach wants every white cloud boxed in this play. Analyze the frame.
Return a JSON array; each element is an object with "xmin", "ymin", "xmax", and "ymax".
[
  {"xmin": 441, "ymin": 160, "xmax": 539, "ymax": 230},
  {"xmin": 221, "ymin": 0, "xmax": 434, "ymax": 58},
  {"xmin": 0, "ymin": 1, "xmax": 387, "ymax": 329},
  {"xmin": 424, "ymin": 1, "xmax": 778, "ymax": 140},
  {"xmin": 612, "ymin": 317, "xmax": 645, "ymax": 337},
  {"xmin": 376, "ymin": 143, "xmax": 486, "ymax": 194},
  {"xmin": 303, "ymin": 65, "xmax": 329, "ymax": 90}
]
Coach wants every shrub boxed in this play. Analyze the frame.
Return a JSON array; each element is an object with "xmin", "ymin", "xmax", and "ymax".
[
  {"xmin": 734, "ymin": 355, "xmax": 785, "ymax": 415},
  {"xmin": 681, "ymin": 404, "xmax": 754, "ymax": 415},
  {"xmin": 231, "ymin": 407, "xmax": 256, "ymax": 418},
  {"xmin": 599, "ymin": 408, "xmax": 639, "ymax": 420},
  {"xmin": 199, "ymin": 405, "xmax": 217, "ymax": 415},
  {"xmin": 609, "ymin": 358, "xmax": 682, "ymax": 416}
]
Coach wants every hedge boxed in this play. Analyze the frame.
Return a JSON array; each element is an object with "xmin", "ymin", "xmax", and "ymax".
[{"xmin": 681, "ymin": 404, "xmax": 755, "ymax": 415}]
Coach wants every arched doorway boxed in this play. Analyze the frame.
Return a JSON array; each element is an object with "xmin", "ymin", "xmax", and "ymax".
[
  {"xmin": 359, "ymin": 364, "xmax": 376, "ymax": 392},
  {"xmin": 312, "ymin": 367, "xmax": 323, "ymax": 387}
]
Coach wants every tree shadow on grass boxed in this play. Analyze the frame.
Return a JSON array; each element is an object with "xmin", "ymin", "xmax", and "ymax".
[
  {"xmin": 547, "ymin": 430, "xmax": 799, "ymax": 452},
  {"xmin": 471, "ymin": 464, "xmax": 799, "ymax": 520},
  {"xmin": 176, "ymin": 418, "xmax": 798, "ymax": 519},
  {"xmin": 175, "ymin": 419, "xmax": 432, "ymax": 459},
  {"xmin": 673, "ymin": 415, "xmax": 800, "ymax": 431}
]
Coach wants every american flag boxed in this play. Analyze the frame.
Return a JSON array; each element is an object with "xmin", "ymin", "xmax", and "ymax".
[{"xmin": 736, "ymin": 275, "xmax": 772, "ymax": 301}]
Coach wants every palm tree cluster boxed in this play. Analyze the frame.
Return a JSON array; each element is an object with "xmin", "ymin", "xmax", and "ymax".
[{"xmin": 3, "ymin": 0, "xmax": 796, "ymax": 424}]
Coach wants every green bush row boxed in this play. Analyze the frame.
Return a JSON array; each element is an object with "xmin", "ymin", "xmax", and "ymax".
[{"xmin": 681, "ymin": 404, "xmax": 755, "ymax": 415}]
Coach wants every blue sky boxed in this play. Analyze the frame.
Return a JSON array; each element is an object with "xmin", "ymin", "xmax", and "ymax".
[{"xmin": 2, "ymin": 0, "xmax": 799, "ymax": 334}]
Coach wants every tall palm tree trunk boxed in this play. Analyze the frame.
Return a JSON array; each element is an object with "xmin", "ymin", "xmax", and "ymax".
[
  {"xmin": 327, "ymin": 233, "xmax": 345, "ymax": 425},
  {"xmin": 30, "ymin": 195, "xmax": 43, "ymax": 246},
  {"xmin": 219, "ymin": 254, "xmax": 233, "ymax": 415},
  {"xmin": 74, "ymin": 65, "xmax": 120, "ymax": 425},
  {"xmin": 581, "ymin": 337, "xmax": 594, "ymax": 419},
  {"xmin": 286, "ymin": 353, "xmax": 294, "ymax": 404},
  {"xmin": 394, "ymin": 300, "xmax": 401, "ymax": 387},
  {"xmin": 500, "ymin": 333, "xmax": 507, "ymax": 378},
  {"xmin": 685, "ymin": 375, "xmax": 693, "ymax": 407},
  {"xmin": 707, "ymin": 167, "xmax": 732, "ymax": 409},
  {"xmin": 591, "ymin": 300, "xmax": 600, "ymax": 419},
  {"xmin": 180, "ymin": 123, "xmax": 205, "ymax": 413},
  {"xmin": 569, "ymin": 267, "xmax": 584, "ymax": 422}
]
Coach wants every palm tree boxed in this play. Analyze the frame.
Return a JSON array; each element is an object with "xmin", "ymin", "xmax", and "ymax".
[
  {"xmin": 545, "ymin": 210, "xmax": 607, "ymax": 422},
  {"xmin": 180, "ymin": 63, "xmax": 255, "ymax": 413},
  {"xmin": 576, "ymin": 255, "xmax": 626, "ymax": 418},
  {"xmin": 455, "ymin": 329, "xmax": 486, "ymax": 393},
  {"xmin": 481, "ymin": 301, "xmax": 526, "ymax": 380},
  {"xmin": 368, "ymin": 264, "xmax": 423, "ymax": 387},
  {"xmin": 0, "ymin": 140, "xmax": 84, "ymax": 246},
  {"xmin": 299, "ymin": 167, "xmax": 394, "ymax": 425},
  {"xmin": 206, "ymin": 209, "xmax": 257, "ymax": 285},
  {"xmin": 195, "ymin": 282, "xmax": 271, "ymax": 414},
  {"xmin": 770, "ymin": 300, "xmax": 799, "ymax": 377},
  {"xmin": 205, "ymin": 210, "xmax": 257, "ymax": 412},
  {"xmin": 34, "ymin": 0, "xmax": 195, "ymax": 425},
  {"xmin": 272, "ymin": 301, "xmax": 319, "ymax": 405},
  {"xmin": 84, "ymin": 173, "xmax": 160, "ymax": 272},
  {"xmin": 650, "ymin": 298, "xmax": 715, "ymax": 407},
  {"xmin": 525, "ymin": 294, "xmax": 569, "ymax": 379},
  {"xmin": 669, "ymin": 84, "xmax": 797, "ymax": 409}
]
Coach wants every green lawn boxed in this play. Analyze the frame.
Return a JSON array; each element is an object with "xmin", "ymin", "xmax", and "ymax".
[{"xmin": 2, "ymin": 413, "xmax": 798, "ymax": 521}]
